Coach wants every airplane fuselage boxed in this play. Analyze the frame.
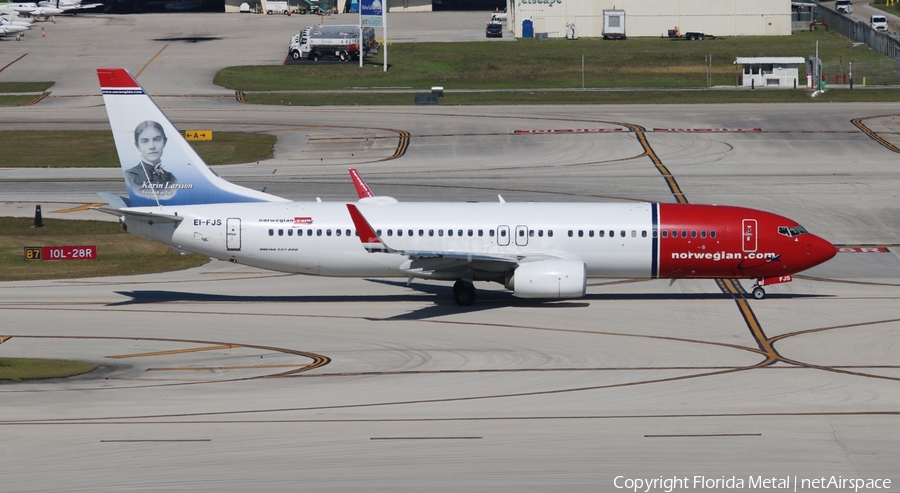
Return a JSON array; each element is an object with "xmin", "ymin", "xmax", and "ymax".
[{"xmin": 125, "ymin": 201, "xmax": 835, "ymax": 283}]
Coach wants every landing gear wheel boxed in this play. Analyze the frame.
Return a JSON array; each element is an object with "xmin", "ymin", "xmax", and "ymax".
[
  {"xmin": 453, "ymin": 280, "xmax": 476, "ymax": 306},
  {"xmin": 752, "ymin": 286, "xmax": 766, "ymax": 300}
]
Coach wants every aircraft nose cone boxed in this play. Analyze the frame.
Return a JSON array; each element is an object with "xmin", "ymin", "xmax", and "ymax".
[{"xmin": 807, "ymin": 234, "xmax": 837, "ymax": 267}]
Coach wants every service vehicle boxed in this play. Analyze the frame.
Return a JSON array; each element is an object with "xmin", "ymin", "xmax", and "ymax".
[
  {"xmin": 289, "ymin": 25, "xmax": 376, "ymax": 61},
  {"xmin": 870, "ymin": 14, "xmax": 888, "ymax": 32},
  {"xmin": 835, "ymin": 0, "xmax": 852, "ymax": 15}
]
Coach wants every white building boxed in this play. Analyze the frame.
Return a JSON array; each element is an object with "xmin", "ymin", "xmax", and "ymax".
[
  {"xmin": 509, "ymin": 0, "xmax": 791, "ymax": 39},
  {"xmin": 734, "ymin": 57, "xmax": 805, "ymax": 88}
]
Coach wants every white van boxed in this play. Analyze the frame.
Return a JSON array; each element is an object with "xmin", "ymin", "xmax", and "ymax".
[
  {"xmin": 871, "ymin": 15, "xmax": 888, "ymax": 32},
  {"xmin": 835, "ymin": 0, "xmax": 852, "ymax": 15}
]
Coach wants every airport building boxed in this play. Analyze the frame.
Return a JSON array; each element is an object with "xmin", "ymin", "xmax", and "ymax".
[{"xmin": 508, "ymin": 0, "xmax": 791, "ymax": 39}]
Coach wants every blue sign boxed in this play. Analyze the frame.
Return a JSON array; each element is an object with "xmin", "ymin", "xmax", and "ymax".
[{"xmin": 360, "ymin": 0, "xmax": 381, "ymax": 16}]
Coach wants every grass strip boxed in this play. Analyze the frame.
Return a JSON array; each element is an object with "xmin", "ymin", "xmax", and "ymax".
[
  {"xmin": 0, "ymin": 358, "xmax": 97, "ymax": 382},
  {"xmin": 0, "ymin": 217, "xmax": 208, "ymax": 281},
  {"xmin": 216, "ymin": 30, "xmax": 900, "ymax": 92},
  {"xmin": 0, "ymin": 82, "xmax": 54, "ymax": 93},
  {"xmin": 244, "ymin": 88, "xmax": 900, "ymax": 106},
  {"xmin": 0, "ymin": 131, "xmax": 275, "ymax": 168}
]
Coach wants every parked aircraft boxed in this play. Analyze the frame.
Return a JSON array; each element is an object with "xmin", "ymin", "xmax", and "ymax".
[
  {"xmin": 0, "ymin": 15, "xmax": 29, "ymax": 38},
  {"xmin": 96, "ymin": 67, "xmax": 837, "ymax": 306},
  {"xmin": 0, "ymin": 1, "xmax": 62, "ymax": 16},
  {"xmin": 38, "ymin": 0, "xmax": 102, "ymax": 12}
]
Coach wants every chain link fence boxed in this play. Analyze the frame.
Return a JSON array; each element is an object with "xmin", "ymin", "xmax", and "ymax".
[{"xmin": 822, "ymin": 58, "xmax": 900, "ymax": 85}]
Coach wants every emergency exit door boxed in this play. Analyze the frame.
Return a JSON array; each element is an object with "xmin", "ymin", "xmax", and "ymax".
[
  {"xmin": 742, "ymin": 219, "xmax": 757, "ymax": 252},
  {"xmin": 226, "ymin": 218, "xmax": 241, "ymax": 251}
]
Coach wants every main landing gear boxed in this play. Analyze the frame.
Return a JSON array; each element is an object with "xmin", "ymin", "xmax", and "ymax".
[{"xmin": 453, "ymin": 280, "xmax": 476, "ymax": 306}]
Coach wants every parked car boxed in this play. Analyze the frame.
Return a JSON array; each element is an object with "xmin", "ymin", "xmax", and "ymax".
[{"xmin": 486, "ymin": 22, "xmax": 503, "ymax": 38}]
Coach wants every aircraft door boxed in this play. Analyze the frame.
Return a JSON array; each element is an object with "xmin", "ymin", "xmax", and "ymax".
[
  {"xmin": 497, "ymin": 225, "xmax": 510, "ymax": 246},
  {"xmin": 226, "ymin": 218, "xmax": 241, "ymax": 251},
  {"xmin": 742, "ymin": 219, "xmax": 757, "ymax": 252},
  {"xmin": 515, "ymin": 225, "xmax": 528, "ymax": 246}
]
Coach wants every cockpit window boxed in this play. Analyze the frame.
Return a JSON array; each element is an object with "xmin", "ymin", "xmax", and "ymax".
[{"xmin": 778, "ymin": 225, "xmax": 808, "ymax": 237}]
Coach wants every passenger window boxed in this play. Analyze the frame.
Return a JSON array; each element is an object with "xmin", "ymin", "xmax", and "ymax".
[
  {"xmin": 326, "ymin": 229, "xmax": 332, "ymax": 236},
  {"xmin": 308, "ymin": 229, "xmax": 313, "ymax": 236},
  {"xmin": 589, "ymin": 230, "xmax": 594, "ymax": 237},
  {"xmin": 652, "ymin": 230, "xmax": 658, "ymax": 238},
  {"xmin": 661, "ymin": 230, "xmax": 667, "ymax": 238},
  {"xmin": 336, "ymin": 229, "xmax": 341, "ymax": 236},
  {"xmin": 268, "ymin": 229, "xmax": 274, "ymax": 236},
  {"xmin": 631, "ymin": 230, "xmax": 636, "ymax": 238},
  {"xmin": 609, "ymin": 230, "xmax": 614, "ymax": 238},
  {"xmin": 599, "ymin": 230, "xmax": 605, "ymax": 238},
  {"xmin": 288, "ymin": 229, "xmax": 293, "ymax": 236},
  {"xmin": 529, "ymin": 230, "xmax": 534, "ymax": 237},
  {"xmin": 548, "ymin": 230, "xmax": 553, "ymax": 237},
  {"xmin": 691, "ymin": 231, "xmax": 697, "ymax": 238},
  {"xmin": 448, "ymin": 229, "xmax": 453, "ymax": 236},
  {"xmin": 568, "ymin": 230, "xmax": 574, "ymax": 237},
  {"xmin": 681, "ymin": 230, "xmax": 687, "ymax": 238},
  {"xmin": 620, "ymin": 230, "xmax": 625, "ymax": 238},
  {"xmin": 439, "ymin": 229, "xmax": 444, "ymax": 236},
  {"xmin": 468, "ymin": 230, "xmax": 473, "ymax": 237},
  {"xmin": 478, "ymin": 229, "xmax": 483, "ymax": 236},
  {"xmin": 578, "ymin": 230, "xmax": 583, "ymax": 237},
  {"xmin": 419, "ymin": 229, "xmax": 425, "ymax": 236},
  {"xmin": 490, "ymin": 230, "xmax": 495, "ymax": 237},
  {"xmin": 407, "ymin": 230, "xmax": 412, "ymax": 237},
  {"xmin": 700, "ymin": 231, "xmax": 706, "ymax": 238},
  {"xmin": 538, "ymin": 230, "xmax": 544, "ymax": 237},
  {"xmin": 458, "ymin": 229, "xmax": 463, "ymax": 236},
  {"xmin": 519, "ymin": 230, "xmax": 525, "ymax": 237},
  {"xmin": 376, "ymin": 229, "xmax": 382, "ymax": 236},
  {"xmin": 278, "ymin": 229, "xmax": 283, "ymax": 236},
  {"xmin": 710, "ymin": 231, "xmax": 716, "ymax": 238},
  {"xmin": 500, "ymin": 230, "xmax": 506, "ymax": 237},
  {"xmin": 298, "ymin": 229, "xmax": 303, "ymax": 236},
  {"xmin": 429, "ymin": 229, "xmax": 434, "ymax": 237},
  {"xmin": 387, "ymin": 229, "xmax": 392, "ymax": 236},
  {"xmin": 642, "ymin": 231, "xmax": 647, "ymax": 238},
  {"xmin": 317, "ymin": 229, "xmax": 322, "ymax": 236},
  {"xmin": 395, "ymin": 229, "xmax": 401, "ymax": 237},
  {"xmin": 348, "ymin": 230, "xmax": 353, "ymax": 237}
]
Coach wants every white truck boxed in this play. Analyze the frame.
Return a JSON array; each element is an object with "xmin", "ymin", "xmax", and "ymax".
[
  {"xmin": 602, "ymin": 9, "xmax": 625, "ymax": 40},
  {"xmin": 870, "ymin": 14, "xmax": 888, "ymax": 32},
  {"xmin": 835, "ymin": 0, "xmax": 852, "ymax": 15},
  {"xmin": 289, "ymin": 25, "xmax": 377, "ymax": 61},
  {"xmin": 266, "ymin": 0, "xmax": 289, "ymax": 14}
]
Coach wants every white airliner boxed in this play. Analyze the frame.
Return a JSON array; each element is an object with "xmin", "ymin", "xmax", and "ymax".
[{"xmin": 96, "ymin": 68, "xmax": 837, "ymax": 306}]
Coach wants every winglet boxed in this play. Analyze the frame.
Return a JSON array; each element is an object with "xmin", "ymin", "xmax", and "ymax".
[
  {"xmin": 349, "ymin": 168, "xmax": 375, "ymax": 199},
  {"xmin": 346, "ymin": 204, "xmax": 393, "ymax": 253}
]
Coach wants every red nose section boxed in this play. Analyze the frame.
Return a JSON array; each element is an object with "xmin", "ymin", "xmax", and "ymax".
[{"xmin": 806, "ymin": 234, "xmax": 837, "ymax": 270}]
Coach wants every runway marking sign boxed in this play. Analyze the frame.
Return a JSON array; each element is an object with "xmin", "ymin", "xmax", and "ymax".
[
  {"xmin": 838, "ymin": 247, "xmax": 890, "ymax": 253},
  {"xmin": 514, "ymin": 128, "xmax": 625, "ymax": 134},
  {"xmin": 25, "ymin": 246, "xmax": 98, "ymax": 261}
]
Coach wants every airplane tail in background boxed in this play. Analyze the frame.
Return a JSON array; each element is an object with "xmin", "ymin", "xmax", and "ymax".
[{"xmin": 97, "ymin": 68, "xmax": 287, "ymax": 207}]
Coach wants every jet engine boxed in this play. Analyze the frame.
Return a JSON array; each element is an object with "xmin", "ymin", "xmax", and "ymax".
[{"xmin": 506, "ymin": 259, "xmax": 587, "ymax": 299}]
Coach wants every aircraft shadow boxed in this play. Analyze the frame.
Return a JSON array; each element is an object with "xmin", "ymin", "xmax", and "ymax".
[{"xmin": 110, "ymin": 280, "xmax": 827, "ymax": 321}]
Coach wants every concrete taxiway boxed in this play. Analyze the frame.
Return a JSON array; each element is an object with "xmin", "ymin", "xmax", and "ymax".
[{"xmin": 2, "ymin": 12, "xmax": 900, "ymax": 493}]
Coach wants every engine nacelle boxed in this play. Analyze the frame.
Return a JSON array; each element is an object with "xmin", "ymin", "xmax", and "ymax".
[{"xmin": 506, "ymin": 259, "xmax": 587, "ymax": 299}]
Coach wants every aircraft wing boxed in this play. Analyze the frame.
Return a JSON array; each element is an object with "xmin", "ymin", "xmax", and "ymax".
[{"xmin": 346, "ymin": 203, "xmax": 523, "ymax": 265}]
